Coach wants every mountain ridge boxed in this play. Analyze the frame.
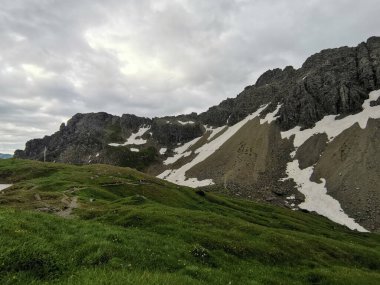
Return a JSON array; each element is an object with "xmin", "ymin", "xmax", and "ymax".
[
  {"xmin": 15, "ymin": 36, "xmax": 380, "ymax": 162},
  {"xmin": 14, "ymin": 36, "xmax": 380, "ymax": 232},
  {"xmin": 0, "ymin": 153, "xmax": 13, "ymax": 159}
]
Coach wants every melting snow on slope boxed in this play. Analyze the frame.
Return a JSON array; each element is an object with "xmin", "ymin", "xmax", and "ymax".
[
  {"xmin": 260, "ymin": 104, "xmax": 282, "ymax": 124},
  {"xmin": 281, "ymin": 90, "xmax": 380, "ymax": 148},
  {"xmin": 158, "ymin": 105, "xmax": 269, "ymax": 187},
  {"xmin": 204, "ymin": 125, "xmax": 226, "ymax": 141},
  {"xmin": 178, "ymin": 120, "xmax": 195, "ymax": 125},
  {"xmin": 0, "ymin": 184, "xmax": 12, "ymax": 192},
  {"xmin": 286, "ymin": 194, "xmax": 295, "ymax": 200},
  {"xmin": 109, "ymin": 126, "xmax": 150, "ymax": 147},
  {"xmin": 281, "ymin": 160, "xmax": 368, "ymax": 232},
  {"xmin": 163, "ymin": 137, "xmax": 202, "ymax": 165},
  {"xmin": 278, "ymin": 90, "xmax": 380, "ymax": 232}
]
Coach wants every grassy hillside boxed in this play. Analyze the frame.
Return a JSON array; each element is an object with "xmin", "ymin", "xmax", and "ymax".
[{"xmin": 0, "ymin": 159, "xmax": 379, "ymax": 285}]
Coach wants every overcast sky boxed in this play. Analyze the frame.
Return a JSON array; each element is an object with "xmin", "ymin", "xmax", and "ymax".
[{"xmin": 1, "ymin": 0, "xmax": 379, "ymax": 153}]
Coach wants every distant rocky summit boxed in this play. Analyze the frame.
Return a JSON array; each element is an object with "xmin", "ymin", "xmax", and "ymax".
[{"xmin": 15, "ymin": 36, "xmax": 380, "ymax": 232}]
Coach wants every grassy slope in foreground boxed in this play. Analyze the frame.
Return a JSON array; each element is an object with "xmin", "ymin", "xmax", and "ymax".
[{"xmin": 0, "ymin": 159, "xmax": 379, "ymax": 285}]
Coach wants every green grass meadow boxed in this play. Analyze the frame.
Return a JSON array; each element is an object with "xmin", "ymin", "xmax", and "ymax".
[{"xmin": 0, "ymin": 159, "xmax": 379, "ymax": 284}]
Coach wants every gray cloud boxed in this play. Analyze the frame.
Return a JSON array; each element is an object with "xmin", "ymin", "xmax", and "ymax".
[{"xmin": 1, "ymin": 0, "xmax": 379, "ymax": 153}]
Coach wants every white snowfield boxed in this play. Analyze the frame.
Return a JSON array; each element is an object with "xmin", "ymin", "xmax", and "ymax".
[
  {"xmin": 204, "ymin": 125, "xmax": 226, "ymax": 141},
  {"xmin": 0, "ymin": 184, "xmax": 12, "ymax": 192},
  {"xmin": 158, "ymin": 104, "xmax": 271, "ymax": 187},
  {"xmin": 109, "ymin": 126, "xmax": 150, "ymax": 147},
  {"xmin": 178, "ymin": 120, "xmax": 195, "ymax": 125},
  {"xmin": 281, "ymin": 160, "xmax": 368, "ymax": 232},
  {"xmin": 278, "ymin": 89, "xmax": 380, "ymax": 232},
  {"xmin": 281, "ymin": 90, "xmax": 380, "ymax": 148},
  {"xmin": 163, "ymin": 137, "xmax": 202, "ymax": 165}
]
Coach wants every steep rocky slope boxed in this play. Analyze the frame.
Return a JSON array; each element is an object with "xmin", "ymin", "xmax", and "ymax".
[{"xmin": 15, "ymin": 37, "xmax": 380, "ymax": 231}]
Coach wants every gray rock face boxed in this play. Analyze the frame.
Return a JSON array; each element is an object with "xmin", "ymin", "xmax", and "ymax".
[
  {"xmin": 151, "ymin": 120, "xmax": 203, "ymax": 146},
  {"xmin": 199, "ymin": 37, "xmax": 380, "ymax": 130},
  {"xmin": 120, "ymin": 114, "xmax": 152, "ymax": 136},
  {"xmin": 370, "ymin": 96, "xmax": 380, "ymax": 107},
  {"xmin": 15, "ymin": 36, "xmax": 380, "ymax": 169},
  {"xmin": 14, "ymin": 111, "xmax": 205, "ymax": 167},
  {"xmin": 15, "ymin": 112, "xmax": 123, "ymax": 163}
]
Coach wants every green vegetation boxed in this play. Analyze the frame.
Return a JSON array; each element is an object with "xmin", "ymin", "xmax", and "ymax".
[{"xmin": 0, "ymin": 159, "xmax": 379, "ymax": 284}]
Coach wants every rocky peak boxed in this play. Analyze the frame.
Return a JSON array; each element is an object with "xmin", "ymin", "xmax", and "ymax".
[
  {"xmin": 14, "ymin": 36, "xmax": 380, "ymax": 167},
  {"xmin": 255, "ymin": 66, "xmax": 295, "ymax": 87}
]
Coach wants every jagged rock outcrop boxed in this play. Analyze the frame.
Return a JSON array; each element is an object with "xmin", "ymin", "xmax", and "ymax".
[
  {"xmin": 15, "ymin": 111, "xmax": 205, "ymax": 168},
  {"xmin": 151, "ymin": 120, "xmax": 203, "ymax": 146},
  {"xmin": 200, "ymin": 37, "xmax": 380, "ymax": 130}
]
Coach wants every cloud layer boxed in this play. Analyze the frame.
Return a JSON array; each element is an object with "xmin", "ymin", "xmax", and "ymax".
[{"xmin": 1, "ymin": 0, "xmax": 379, "ymax": 153}]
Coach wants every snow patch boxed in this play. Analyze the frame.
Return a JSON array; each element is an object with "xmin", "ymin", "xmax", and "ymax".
[
  {"xmin": 163, "ymin": 136, "xmax": 202, "ymax": 165},
  {"xmin": 281, "ymin": 160, "xmax": 368, "ymax": 232},
  {"xmin": 159, "ymin": 105, "xmax": 269, "ymax": 187},
  {"xmin": 286, "ymin": 194, "xmax": 295, "ymax": 200},
  {"xmin": 178, "ymin": 120, "xmax": 194, "ymax": 125},
  {"xmin": 281, "ymin": 90, "xmax": 380, "ymax": 148},
  {"xmin": 96, "ymin": 153, "xmax": 100, "ymax": 157},
  {"xmin": 260, "ymin": 104, "xmax": 282, "ymax": 124},
  {"xmin": 130, "ymin": 148, "xmax": 139, "ymax": 152},
  {"xmin": 204, "ymin": 125, "xmax": 226, "ymax": 141},
  {"xmin": 159, "ymin": 148, "xmax": 167, "ymax": 155},
  {"xmin": 226, "ymin": 115, "xmax": 232, "ymax": 124},
  {"xmin": 0, "ymin": 184, "xmax": 12, "ymax": 191},
  {"xmin": 109, "ymin": 126, "xmax": 150, "ymax": 147}
]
